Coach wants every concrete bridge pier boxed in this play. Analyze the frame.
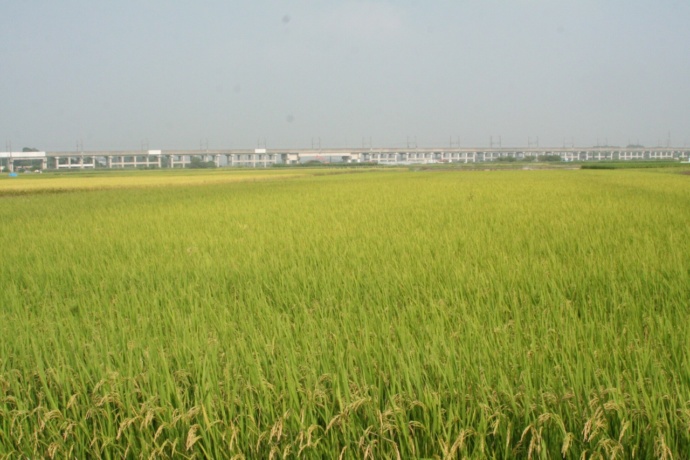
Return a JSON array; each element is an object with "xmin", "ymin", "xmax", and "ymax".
[{"xmin": 171, "ymin": 155, "xmax": 189, "ymax": 168}]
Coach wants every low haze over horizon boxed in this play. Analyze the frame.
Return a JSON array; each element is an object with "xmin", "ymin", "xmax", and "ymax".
[{"xmin": 2, "ymin": 1, "xmax": 689, "ymax": 151}]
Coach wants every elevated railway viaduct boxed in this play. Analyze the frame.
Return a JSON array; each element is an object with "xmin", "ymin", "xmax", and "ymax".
[{"xmin": 2, "ymin": 146, "xmax": 689, "ymax": 172}]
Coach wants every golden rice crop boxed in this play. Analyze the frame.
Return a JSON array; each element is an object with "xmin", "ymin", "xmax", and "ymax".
[{"xmin": 0, "ymin": 167, "xmax": 689, "ymax": 458}]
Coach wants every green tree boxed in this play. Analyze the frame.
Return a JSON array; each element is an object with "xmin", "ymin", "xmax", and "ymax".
[{"xmin": 188, "ymin": 156, "xmax": 217, "ymax": 169}]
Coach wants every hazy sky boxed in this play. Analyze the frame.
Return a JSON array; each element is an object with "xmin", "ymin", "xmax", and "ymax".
[{"xmin": 2, "ymin": 1, "xmax": 689, "ymax": 151}]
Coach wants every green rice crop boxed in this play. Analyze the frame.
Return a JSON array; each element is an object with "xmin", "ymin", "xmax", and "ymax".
[
  {"xmin": 580, "ymin": 161, "xmax": 686, "ymax": 170},
  {"xmin": 1, "ymin": 168, "xmax": 689, "ymax": 458}
]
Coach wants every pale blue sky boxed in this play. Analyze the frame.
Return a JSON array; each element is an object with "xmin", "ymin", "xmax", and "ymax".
[{"xmin": 2, "ymin": 1, "xmax": 689, "ymax": 150}]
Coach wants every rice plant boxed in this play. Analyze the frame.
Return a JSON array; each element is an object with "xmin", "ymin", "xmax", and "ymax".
[{"xmin": 1, "ymin": 168, "xmax": 689, "ymax": 458}]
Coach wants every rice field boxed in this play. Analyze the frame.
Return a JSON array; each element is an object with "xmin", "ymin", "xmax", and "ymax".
[
  {"xmin": 0, "ymin": 168, "xmax": 345, "ymax": 195},
  {"xmin": 1, "ymin": 167, "xmax": 689, "ymax": 458}
]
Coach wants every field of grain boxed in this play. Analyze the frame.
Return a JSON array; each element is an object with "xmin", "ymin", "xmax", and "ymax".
[
  {"xmin": 0, "ymin": 168, "xmax": 346, "ymax": 195},
  {"xmin": 1, "ymin": 167, "xmax": 689, "ymax": 458}
]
